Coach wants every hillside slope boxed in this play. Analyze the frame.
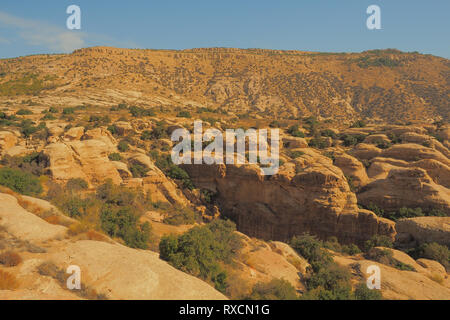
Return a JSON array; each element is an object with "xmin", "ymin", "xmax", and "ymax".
[{"xmin": 0, "ymin": 47, "xmax": 448, "ymax": 123}]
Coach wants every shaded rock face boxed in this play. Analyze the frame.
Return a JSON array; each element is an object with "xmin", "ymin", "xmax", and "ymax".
[
  {"xmin": 182, "ymin": 156, "xmax": 395, "ymax": 245},
  {"xmin": 358, "ymin": 167, "xmax": 450, "ymax": 214},
  {"xmin": 333, "ymin": 153, "xmax": 370, "ymax": 188},
  {"xmin": 395, "ymin": 217, "xmax": 450, "ymax": 247}
]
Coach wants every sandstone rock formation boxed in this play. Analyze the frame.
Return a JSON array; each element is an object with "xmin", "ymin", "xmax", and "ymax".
[
  {"xmin": 182, "ymin": 151, "xmax": 395, "ymax": 245},
  {"xmin": 333, "ymin": 153, "xmax": 370, "ymax": 188},
  {"xmin": 43, "ymin": 140, "xmax": 122, "ymax": 186},
  {"xmin": 395, "ymin": 217, "xmax": 450, "ymax": 246},
  {"xmin": 334, "ymin": 254, "xmax": 450, "ymax": 300},
  {"xmin": 0, "ymin": 192, "xmax": 226, "ymax": 300},
  {"xmin": 358, "ymin": 167, "xmax": 450, "ymax": 214}
]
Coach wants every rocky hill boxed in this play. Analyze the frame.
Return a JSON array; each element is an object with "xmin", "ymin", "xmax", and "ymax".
[
  {"xmin": 0, "ymin": 47, "xmax": 448, "ymax": 123},
  {"xmin": 0, "ymin": 47, "xmax": 449, "ymax": 300}
]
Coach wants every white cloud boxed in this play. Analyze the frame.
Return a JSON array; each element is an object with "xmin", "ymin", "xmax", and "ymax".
[{"xmin": 0, "ymin": 11, "xmax": 85, "ymax": 52}]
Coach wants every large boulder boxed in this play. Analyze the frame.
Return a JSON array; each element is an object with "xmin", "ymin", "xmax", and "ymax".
[
  {"xmin": 381, "ymin": 143, "xmax": 449, "ymax": 166},
  {"xmin": 0, "ymin": 193, "xmax": 67, "ymax": 242},
  {"xmin": 350, "ymin": 143, "xmax": 382, "ymax": 160},
  {"xmin": 43, "ymin": 140, "xmax": 122, "ymax": 185},
  {"xmin": 82, "ymin": 128, "xmax": 117, "ymax": 153},
  {"xmin": 395, "ymin": 217, "xmax": 450, "ymax": 247},
  {"xmin": 49, "ymin": 240, "xmax": 227, "ymax": 300},
  {"xmin": 128, "ymin": 153, "xmax": 189, "ymax": 206},
  {"xmin": 63, "ymin": 127, "xmax": 85, "ymax": 141},
  {"xmin": 358, "ymin": 167, "xmax": 450, "ymax": 214}
]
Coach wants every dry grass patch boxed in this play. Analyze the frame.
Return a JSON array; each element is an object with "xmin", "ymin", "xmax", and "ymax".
[
  {"xmin": 85, "ymin": 230, "xmax": 110, "ymax": 242},
  {"xmin": 37, "ymin": 261, "xmax": 107, "ymax": 300},
  {"xmin": 0, "ymin": 269, "xmax": 19, "ymax": 290}
]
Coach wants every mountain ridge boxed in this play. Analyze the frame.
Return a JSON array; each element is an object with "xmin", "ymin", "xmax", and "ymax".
[{"xmin": 0, "ymin": 46, "xmax": 448, "ymax": 123}]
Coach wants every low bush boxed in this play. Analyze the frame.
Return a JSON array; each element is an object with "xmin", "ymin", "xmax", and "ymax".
[
  {"xmin": 16, "ymin": 108, "xmax": 33, "ymax": 115},
  {"xmin": 287, "ymin": 125, "xmax": 305, "ymax": 138},
  {"xmin": 288, "ymin": 150, "xmax": 305, "ymax": 159},
  {"xmin": 247, "ymin": 279, "xmax": 298, "ymax": 300},
  {"xmin": 176, "ymin": 111, "xmax": 191, "ymax": 118},
  {"xmin": 364, "ymin": 235, "xmax": 393, "ymax": 252},
  {"xmin": 159, "ymin": 219, "xmax": 242, "ymax": 293},
  {"xmin": 66, "ymin": 178, "xmax": 89, "ymax": 192},
  {"xmin": 118, "ymin": 140, "xmax": 129, "ymax": 152},
  {"xmin": 163, "ymin": 205, "xmax": 198, "ymax": 225},
  {"xmin": 290, "ymin": 234, "xmax": 333, "ymax": 272},
  {"xmin": 0, "ymin": 251, "xmax": 22, "ymax": 267},
  {"xmin": 129, "ymin": 163, "xmax": 149, "ymax": 178},
  {"xmin": 409, "ymin": 242, "xmax": 450, "ymax": 271},
  {"xmin": 100, "ymin": 206, "xmax": 151, "ymax": 249},
  {"xmin": 340, "ymin": 134, "xmax": 366, "ymax": 147},
  {"xmin": 353, "ymin": 283, "xmax": 382, "ymax": 300},
  {"xmin": 129, "ymin": 106, "xmax": 155, "ymax": 117},
  {"xmin": 308, "ymin": 137, "xmax": 329, "ymax": 149},
  {"xmin": 108, "ymin": 153, "xmax": 122, "ymax": 161},
  {"xmin": 0, "ymin": 167, "xmax": 43, "ymax": 196}
]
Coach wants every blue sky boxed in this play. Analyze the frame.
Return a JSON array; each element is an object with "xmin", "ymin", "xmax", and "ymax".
[{"xmin": 0, "ymin": 0, "xmax": 449, "ymax": 59}]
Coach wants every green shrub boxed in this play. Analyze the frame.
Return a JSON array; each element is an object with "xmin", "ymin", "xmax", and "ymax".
[
  {"xmin": 301, "ymin": 263, "xmax": 353, "ymax": 300},
  {"xmin": 340, "ymin": 134, "xmax": 366, "ymax": 147},
  {"xmin": 353, "ymin": 283, "xmax": 382, "ymax": 300},
  {"xmin": 176, "ymin": 111, "xmax": 191, "ymax": 118},
  {"xmin": 129, "ymin": 106, "xmax": 155, "ymax": 117},
  {"xmin": 41, "ymin": 113, "xmax": 56, "ymax": 120},
  {"xmin": 410, "ymin": 243, "xmax": 450, "ymax": 271},
  {"xmin": 100, "ymin": 206, "xmax": 150, "ymax": 249},
  {"xmin": 95, "ymin": 180, "xmax": 138, "ymax": 207},
  {"xmin": 0, "ymin": 167, "xmax": 42, "ymax": 196},
  {"xmin": 288, "ymin": 150, "xmax": 305, "ymax": 159},
  {"xmin": 153, "ymin": 153, "xmax": 194, "ymax": 190},
  {"xmin": 290, "ymin": 234, "xmax": 333, "ymax": 272},
  {"xmin": 306, "ymin": 263, "xmax": 351, "ymax": 291},
  {"xmin": 341, "ymin": 244, "xmax": 362, "ymax": 255},
  {"xmin": 16, "ymin": 109, "xmax": 33, "ymax": 115},
  {"xmin": 300, "ymin": 284, "xmax": 353, "ymax": 300},
  {"xmin": 0, "ymin": 152, "xmax": 46, "ymax": 177},
  {"xmin": 117, "ymin": 140, "xmax": 129, "ymax": 152},
  {"xmin": 62, "ymin": 107, "xmax": 75, "ymax": 115},
  {"xmin": 287, "ymin": 125, "xmax": 305, "ymax": 138},
  {"xmin": 308, "ymin": 137, "xmax": 329, "ymax": 149},
  {"xmin": 59, "ymin": 195, "xmax": 89, "ymax": 218},
  {"xmin": 350, "ymin": 120, "xmax": 366, "ymax": 128},
  {"xmin": 163, "ymin": 205, "xmax": 197, "ymax": 225},
  {"xmin": 129, "ymin": 163, "xmax": 149, "ymax": 178},
  {"xmin": 108, "ymin": 153, "xmax": 122, "ymax": 161},
  {"xmin": 365, "ymin": 248, "xmax": 416, "ymax": 271},
  {"xmin": 247, "ymin": 279, "xmax": 298, "ymax": 300},
  {"xmin": 20, "ymin": 120, "xmax": 46, "ymax": 138},
  {"xmin": 320, "ymin": 129, "xmax": 337, "ymax": 138},
  {"xmin": 149, "ymin": 122, "xmax": 168, "ymax": 139},
  {"xmin": 364, "ymin": 235, "xmax": 393, "ymax": 252},
  {"xmin": 66, "ymin": 178, "xmax": 89, "ymax": 192},
  {"xmin": 159, "ymin": 220, "xmax": 242, "ymax": 292},
  {"xmin": 107, "ymin": 125, "xmax": 118, "ymax": 135}
]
